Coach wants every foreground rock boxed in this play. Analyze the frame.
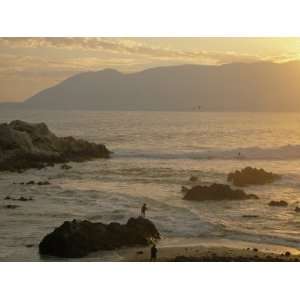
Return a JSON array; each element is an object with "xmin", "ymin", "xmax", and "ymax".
[
  {"xmin": 227, "ymin": 167, "xmax": 281, "ymax": 187},
  {"xmin": 39, "ymin": 217, "xmax": 160, "ymax": 258},
  {"xmin": 0, "ymin": 120, "xmax": 110, "ymax": 172},
  {"xmin": 183, "ymin": 183, "xmax": 258, "ymax": 201}
]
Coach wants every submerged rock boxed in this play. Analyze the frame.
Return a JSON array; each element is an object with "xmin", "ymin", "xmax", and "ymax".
[
  {"xmin": 183, "ymin": 183, "xmax": 259, "ymax": 201},
  {"xmin": 268, "ymin": 200, "xmax": 288, "ymax": 207},
  {"xmin": 39, "ymin": 217, "xmax": 160, "ymax": 258},
  {"xmin": 227, "ymin": 167, "xmax": 281, "ymax": 187},
  {"xmin": 0, "ymin": 120, "xmax": 111, "ymax": 172}
]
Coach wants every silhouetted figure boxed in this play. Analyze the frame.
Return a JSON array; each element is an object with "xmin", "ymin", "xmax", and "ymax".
[
  {"xmin": 141, "ymin": 203, "xmax": 147, "ymax": 217},
  {"xmin": 150, "ymin": 244, "xmax": 158, "ymax": 261}
]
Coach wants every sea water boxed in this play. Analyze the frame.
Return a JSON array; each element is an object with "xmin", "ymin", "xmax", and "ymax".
[{"xmin": 1, "ymin": 110, "xmax": 300, "ymax": 260}]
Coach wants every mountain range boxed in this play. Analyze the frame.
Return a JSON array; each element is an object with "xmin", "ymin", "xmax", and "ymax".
[{"xmin": 4, "ymin": 61, "xmax": 300, "ymax": 111}]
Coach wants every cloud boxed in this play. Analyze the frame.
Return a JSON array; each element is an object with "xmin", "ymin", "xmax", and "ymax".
[{"xmin": 0, "ymin": 37, "xmax": 275, "ymax": 65}]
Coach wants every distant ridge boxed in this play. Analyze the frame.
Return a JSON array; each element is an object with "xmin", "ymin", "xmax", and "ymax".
[{"xmin": 6, "ymin": 61, "xmax": 300, "ymax": 111}]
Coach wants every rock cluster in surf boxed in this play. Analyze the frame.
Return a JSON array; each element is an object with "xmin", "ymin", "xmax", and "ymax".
[
  {"xmin": 39, "ymin": 217, "xmax": 160, "ymax": 258},
  {"xmin": 268, "ymin": 200, "xmax": 288, "ymax": 207},
  {"xmin": 0, "ymin": 120, "xmax": 111, "ymax": 172},
  {"xmin": 183, "ymin": 183, "xmax": 258, "ymax": 201},
  {"xmin": 227, "ymin": 166, "xmax": 281, "ymax": 187}
]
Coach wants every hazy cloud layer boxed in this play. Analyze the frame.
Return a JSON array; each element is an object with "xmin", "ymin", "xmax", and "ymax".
[{"xmin": 0, "ymin": 37, "xmax": 271, "ymax": 63}]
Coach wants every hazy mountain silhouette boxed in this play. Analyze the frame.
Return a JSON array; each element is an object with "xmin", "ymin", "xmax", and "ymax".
[{"xmin": 16, "ymin": 61, "xmax": 300, "ymax": 111}]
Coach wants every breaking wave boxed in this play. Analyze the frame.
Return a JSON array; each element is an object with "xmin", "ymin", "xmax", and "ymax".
[{"xmin": 115, "ymin": 144, "xmax": 300, "ymax": 160}]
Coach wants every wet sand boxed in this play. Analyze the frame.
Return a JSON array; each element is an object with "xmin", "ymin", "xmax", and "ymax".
[
  {"xmin": 118, "ymin": 245, "xmax": 299, "ymax": 262},
  {"xmin": 114, "ymin": 238, "xmax": 300, "ymax": 262}
]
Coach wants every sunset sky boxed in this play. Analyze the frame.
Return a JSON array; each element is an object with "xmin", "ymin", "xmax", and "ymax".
[{"xmin": 1, "ymin": 37, "xmax": 300, "ymax": 102}]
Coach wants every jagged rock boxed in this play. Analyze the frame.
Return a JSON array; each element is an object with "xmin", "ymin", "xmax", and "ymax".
[
  {"xmin": 39, "ymin": 217, "xmax": 160, "ymax": 258},
  {"xmin": 0, "ymin": 120, "xmax": 110, "ymax": 172},
  {"xmin": 268, "ymin": 200, "xmax": 288, "ymax": 207},
  {"xmin": 183, "ymin": 183, "xmax": 259, "ymax": 201},
  {"xmin": 227, "ymin": 167, "xmax": 281, "ymax": 186}
]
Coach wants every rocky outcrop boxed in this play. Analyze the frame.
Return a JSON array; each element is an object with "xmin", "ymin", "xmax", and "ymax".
[
  {"xmin": 0, "ymin": 120, "xmax": 110, "ymax": 172},
  {"xmin": 268, "ymin": 200, "xmax": 288, "ymax": 207},
  {"xmin": 183, "ymin": 183, "xmax": 259, "ymax": 201},
  {"xmin": 39, "ymin": 217, "xmax": 160, "ymax": 258},
  {"xmin": 227, "ymin": 167, "xmax": 280, "ymax": 187}
]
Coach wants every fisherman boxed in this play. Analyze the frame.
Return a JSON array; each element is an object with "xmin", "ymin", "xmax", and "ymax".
[
  {"xmin": 141, "ymin": 203, "xmax": 147, "ymax": 218},
  {"xmin": 150, "ymin": 244, "xmax": 158, "ymax": 261}
]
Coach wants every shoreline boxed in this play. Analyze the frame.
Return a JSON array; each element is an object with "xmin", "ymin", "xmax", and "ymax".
[{"xmin": 76, "ymin": 237, "xmax": 300, "ymax": 262}]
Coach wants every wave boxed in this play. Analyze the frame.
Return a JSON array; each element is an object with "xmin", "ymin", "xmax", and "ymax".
[{"xmin": 114, "ymin": 144, "xmax": 300, "ymax": 160}]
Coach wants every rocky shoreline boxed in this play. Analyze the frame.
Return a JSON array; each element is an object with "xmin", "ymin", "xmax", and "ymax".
[{"xmin": 0, "ymin": 120, "xmax": 111, "ymax": 172}]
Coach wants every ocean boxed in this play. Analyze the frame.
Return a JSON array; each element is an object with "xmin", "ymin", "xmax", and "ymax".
[{"xmin": 1, "ymin": 110, "xmax": 300, "ymax": 261}]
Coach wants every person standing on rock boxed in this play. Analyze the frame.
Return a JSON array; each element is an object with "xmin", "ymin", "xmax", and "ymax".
[
  {"xmin": 141, "ymin": 203, "xmax": 147, "ymax": 218},
  {"xmin": 150, "ymin": 244, "xmax": 158, "ymax": 261}
]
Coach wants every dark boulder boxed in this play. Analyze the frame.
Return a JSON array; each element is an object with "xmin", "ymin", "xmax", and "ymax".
[
  {"xmin": 39, "ymin": 217, "xmax": 160, "ymax": 258},
  {"xmin": 295, "ymin": 207, "xmax": 300, "ymax": 212},
  {"xmin": 0, "ymin": 120, "xmax": 111, "ymax": 172},
  {"xmin": 183, "ymin": 183, "xmax": 259, "ymax": 201},
  {"xmin": 268, "ymin": 200, "xmax": 288, "ymax": 207},
  {"xmin": 227, "ymin": 167, "xmax": 281, "ymax": 187}
]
